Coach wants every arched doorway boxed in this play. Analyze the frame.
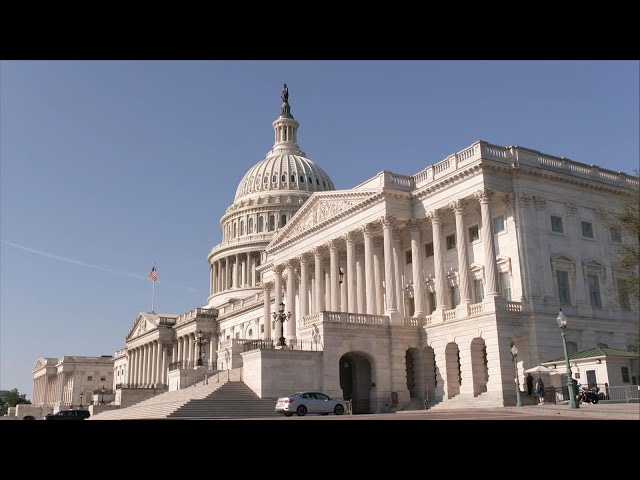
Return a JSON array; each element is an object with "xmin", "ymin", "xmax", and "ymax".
[
  {"xmin": 445, "ymin": 342, "xmax": 461, "ymax": 399},
  {"xmin": 339, "ymin": 352, "xmax": 372, "ymax": 414},
  {"xmin": 470, "ymin": 338, "xmax": 489, "ymax": 396}
]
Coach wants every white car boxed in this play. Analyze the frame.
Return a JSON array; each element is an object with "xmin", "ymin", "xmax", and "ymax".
[{"xmin": 275, "ymin": 391, "xmax": 347, "ymax": 417}]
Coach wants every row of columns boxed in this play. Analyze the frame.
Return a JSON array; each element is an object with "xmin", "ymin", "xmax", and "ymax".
[
  {"xmin": 262, "ymin": 189, "xmax": 501, "ymax": 338},
  {"xmin": 128, "ymin": 340, "xmax": 168, "ymax": 386},
  {"xmin": 211, "ymin": 251, "xmax": 260, "ymax": 295}
]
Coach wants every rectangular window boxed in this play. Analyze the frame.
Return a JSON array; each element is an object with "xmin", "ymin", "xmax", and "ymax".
[
  {"xmin": 499, "ymin": 272, "xmax": 511, "ymax": 301},
  {"xmin": 610, "ymin": 227, "xmax": 622, "ymax": 243},
  {"xmin": 474, "ymin": 279, "xmax": 484, "ymax": 303},
  {"xmin": 493, "ymin": 216, "xmax": 505, "ymax": 233},
  {"xmin": 87, "ymin": 376, "xmax": 93, "ymax": 381},
  {"xmin": 261, "ymin": 324, "xmax": 265, "ymax": 333},
  {"xmin": 468, "ymin": 225, "xmax": 479, "ymax": 242},
  {"xmin": 405, "ymin": 250, "xmax": 412, "ymax": 265},
  {"xmin": 446, "ymin": 234, "xmax": 456, "ymax": 250},
  {"xmin": 587, "ymin": 274, "xmax": 601, "ymax": 308},
  {"xmin": 621, "ymin": 366, "xmax": 630, "ymax": 383},
  {"xmin": 428, "ymin": 291, "xmax": 436, "ymax": 314},
  {"xmin": 100, "ymin": 377, "xmax": 106, "ymax": 382},
  {"xmin": 556, "ymin": 271, "xmax": 570, "ymax": 305},
  {"xmin": 551, "ymin": 215, "xmax": 564, "ymax": 233},
  {"xmin": 617, "ymin": 278, "xmax": 630, "ymax": 311},
  {"xmin": 425, "ymin": 242, "xmax": 434, "ymax": 257},
  {"xmin": 450, "ymin": 286, "xmax": 460, "ymax": 308},
  {"xmin": 581, "ymin": 221, "xmax": 594, "ymax": 238}
]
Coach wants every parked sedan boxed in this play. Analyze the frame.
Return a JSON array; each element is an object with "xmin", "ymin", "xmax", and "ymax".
[{"xmin": 276, "ymin": 392, "xmax": 347, "ymax": 417}]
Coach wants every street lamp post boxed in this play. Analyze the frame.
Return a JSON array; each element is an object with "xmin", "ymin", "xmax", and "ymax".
[
  {"xmin": 195, "ymin": 330, "xmax": 207, "ymax": 367},
  {"xmin": 100, "ymin": 385, "xmax": 106, "ymax": 405},
  {"xmin": 511, "ymin": 345, "xmax": 523, "ymax": 407},
  {"xmin": 272, "ymin": 301, "xmax": 291, "ymax": 347},
  {"xmin": 79, "ymin": 392, "xmax": 83, "ymax": 408},
  {"xmin": 556, "ymin": 309, "xmax": 579, "ymax": 409}
]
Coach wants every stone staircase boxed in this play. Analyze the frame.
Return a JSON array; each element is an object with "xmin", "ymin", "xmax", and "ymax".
[
  {"xmin": 90, "ymin": 377, "xmax": 228, "ymax": 420},
  {"xmin": 168, "ymin": 382, "xmax": 278, "ymax": 419},
  {"xmin": 426, "ymin": 392, "xmax": 504, "ymax": 410},
  {"xmin": 90, "ymin": 371, "xmax": 279, "ymax": 420}
]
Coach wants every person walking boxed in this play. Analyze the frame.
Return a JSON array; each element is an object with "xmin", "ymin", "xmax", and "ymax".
[
  {"xmin": 535, "ymin": 378, "xmax": 545, "ymax": 405},
  {"xmin": 526, "ymin": 373, "xmax": 534, "ymax": 396}
]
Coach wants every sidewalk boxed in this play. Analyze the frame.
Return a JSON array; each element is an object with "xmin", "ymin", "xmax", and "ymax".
[{"xmin": 502, "ymin": 402, "xmax": 640, "ymax": 420}]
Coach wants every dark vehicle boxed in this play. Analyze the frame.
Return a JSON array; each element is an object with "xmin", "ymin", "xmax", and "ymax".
[
  {"xmin": 22, "ymin": 415, "xmax": 36, "ymax": 420},
  {"xmin": 577, "ymin": 385, "xmax": 600, "ymax": 404},
  {"xmin": 43, "ymin": 409, "xmax": 91, "ymax": 420}
]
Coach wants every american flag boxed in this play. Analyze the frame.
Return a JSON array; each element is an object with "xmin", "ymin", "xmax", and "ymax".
[{"xmin": 149, "ymin": 265, "xmax": 157, "ymax": 281}]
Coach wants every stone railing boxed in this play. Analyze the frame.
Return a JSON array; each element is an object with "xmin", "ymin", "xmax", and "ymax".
[
  {"xmin": 158, "ymin": 316, "xmax": 177, "ymax": 327},
  {"xmin": 412, "ymin": 140, "xmax": 637, "ymax": 191},
  {"xmin": 403, "ymin": 317, "xmax": 420, "ymax": 327},
  {"xmin": 209, "ymin": 234, "xmax": 273, "ymax": 255},
  {"xmin": 506, "ymin": 301, "xmax": 523, "ymax": 312},
  {"xmin": 383, "ymin": 171, "xmax": 414, "ymax": 190},
  {"xmin": 423, "ymin": 315, "xmax": 433, "ymax": 326},
  {"xmin": 444, "ymin": 309, "xmax": 457, "ymax": 322},
  {"xmin": 468, "ymin": 303, "xmax": 484, "ymax": 316},
  {"xmin": 176, "ymin": 307, "xmax": 218, "ymax": 325},
  {"xmin": 301, "ymin": 311, "xmax": 388, "ymax": 327}
]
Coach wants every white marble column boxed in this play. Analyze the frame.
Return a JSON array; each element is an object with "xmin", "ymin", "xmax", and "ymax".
[
  {"xmin": 141, "ymin": 344, "xmax": 148, "ymax": 385},
  {"xmin": 428, "ymin": 209, "xmax": 447, "ymax": 309},
  {"xmin": 274, "ymin": 265, "xmax": 283, "ymax": 308},
  {"xmin": 177, "ymin": 336, "xmax": 183, "ymax": 367},
  {"xmin": 161, "ymin": 346, "xmax": 167, "ymax": 384},
  {"xmin": 285, "ymin": 260, "xmax": 296, "ymax": 341},
  {"xmin": 247, "ymin": 252, "xmax": 252, "ymax": 287},
  {"xmin": 313, "ymin": 247, "xmax": 324, "ymax": 313},
  {"xmin": 344, "ymin": 232, "xmax": 356, "ymax": 313},
  {"xmin": 393, "ymin": 230, "xmax": 404, "ymax": 317},
  {"xmin": 475, "ymin": 189, "xmax": 499, "ymax": 297},
  {"xmin": 188, "ymin": 334, "xmax": 194, "ymax": 366},
  {"xmin": 328, "ymin": 239, "xmax": 339, "ymax": 311},
  {"xmin": 410, "ymin": 220, "xmax": 425, "ymax": 317},
  {"xmin": 381, "ymin": 215, "xmax": 398, "ymax": 313},
  {"xmin": 155, "ymin": 341, "xmax": 162, "ymax": 384},
  {"xmin": 355, "ymin": 244, "xmax": 365, "ymax": 314},
  {"xmin": 225, "ymin": 257, "xmax": 230, "ymax": 291},
  {"xmin": 362, "ymin": 224, "xmax": 375, "ymax": 315},
  {"xmin": 263, "ymin": 283, "xmax": 272, "ymax": 339},
  {"xmin": 150, "ymin": 342, "xmax": 157, "ymax": 385},
  {"xmin": 451, "ymin": 200, "xmax": 473, "ymax": 304},
  {"xmin": 340, "ymin": 254, "xmax": 347, "ymax": 311},
  {"xmin": 373, "ymin": 237, "xmax": 385, "ymax": 315},
  {"xmin": 299, "ymin": 255, "xmax": 308, "ymax": 317}
]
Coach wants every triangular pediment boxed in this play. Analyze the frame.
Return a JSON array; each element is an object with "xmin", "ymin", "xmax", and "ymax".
[
  {"xmin": 269, "ymin": 190, "xmax": 381, "ymax": 249},
  {"xmin": 126, "ymin": 313, "xmax": 158, "ymax": 342}
]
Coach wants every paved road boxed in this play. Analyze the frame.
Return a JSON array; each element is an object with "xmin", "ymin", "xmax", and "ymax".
[{"xmin": 256, "ymin": 403, "xmax": 639, "ymax": 421}]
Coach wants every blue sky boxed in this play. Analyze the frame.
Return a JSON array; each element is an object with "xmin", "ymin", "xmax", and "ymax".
[{"xmin": 1, "ymin": 60, "xmax": 638, "ymax": 398}]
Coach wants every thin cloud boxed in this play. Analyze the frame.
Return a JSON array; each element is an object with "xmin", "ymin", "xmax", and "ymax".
[{"xmin": 1, "ymin": 241, "xmax": 198, "ymax": 294}]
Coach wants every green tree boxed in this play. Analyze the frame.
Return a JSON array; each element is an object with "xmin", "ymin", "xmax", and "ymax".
[
  {"xmin": 2, "ymin": 388, "xmax": 31, "ymax": 407},
  {"xmin": 613, "ymin": 174, "xmax": 640, "ymax": 308}
]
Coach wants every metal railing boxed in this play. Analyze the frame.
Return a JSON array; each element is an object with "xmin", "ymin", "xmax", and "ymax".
[
  {"xmin": 168, "ymin": 360, "xmax": 215, "ymax": 371},
  {"xmin": 115, "ymin": 383, "xmax": 163, "ymax": 390},
  {"xmin": 552, "ymin": 384, "xmax": 640, "ymax": 403},
  {"xmin": 241, "ymin": 338, "xmax": 323, "ymax": 352},
  {"xmin": 92, "ymin": 388, "xmax": 114, "ymax": 395}
]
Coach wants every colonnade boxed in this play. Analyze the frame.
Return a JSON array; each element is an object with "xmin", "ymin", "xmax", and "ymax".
[
  {"xmin": 210, "ymin": 251, "xmax": 261, "ymax": 295},
  {"xmin": 263, "ymin": 189, "xmax": 501, "ymax": 339}
]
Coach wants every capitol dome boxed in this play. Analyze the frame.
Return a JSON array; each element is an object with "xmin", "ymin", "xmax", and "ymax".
[
  {"xmin": 207, "ymin": 85, "xmax": 335, "ymax": 307},
  {"xmin": 234, "ymin": 154, "xmax": 334, "ymax": 202},
  {"xmin": 234, "ymin": 86, "xmax": 334, "ymax": 202}
]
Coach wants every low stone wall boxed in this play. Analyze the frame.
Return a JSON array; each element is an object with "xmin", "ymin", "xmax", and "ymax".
[
  {"xmin": 117, "ymin": 388, "xmax": 166, "ymax": 407},
  {"xmin": 89, "ymin": 404, "xmax": 120, "ymax": 416},
  {"xmin": 167, "ymin": 367, "xmax": 209, "ymax": 391},
  {"xmin": 15, "ymin": 404, "xmax": 52, "ymax": 419}
]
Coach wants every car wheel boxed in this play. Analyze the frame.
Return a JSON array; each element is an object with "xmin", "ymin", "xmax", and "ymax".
[
  {"xmin": 296, "ymin": 405, "xmax": 307, "ymax": 416},
  {"xmin": 334, "ymin": 404, "xmax": 345, "ymax": 415},
  {"xmin": 284, "ymin": 413, "xmax": 293, "ymax": 417},
  {"xmin": 321, "ymin": 413, "xmax": 329, "ymax": 415}
]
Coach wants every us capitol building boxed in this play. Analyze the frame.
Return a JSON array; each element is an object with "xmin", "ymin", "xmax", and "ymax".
[{"xmin": 28, "ymin": 87, "xmax": 639, "ymax": 417}]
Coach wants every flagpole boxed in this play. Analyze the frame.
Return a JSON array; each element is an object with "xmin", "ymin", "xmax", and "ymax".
[{"xmin": 152, "ymin": 279, "xmax": 156, "ymax": 313}]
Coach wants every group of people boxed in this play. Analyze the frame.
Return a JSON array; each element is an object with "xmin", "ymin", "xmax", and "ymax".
[{"xmin": 526, "ymin": 373, "xmax": 546, "ymax": 404}]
